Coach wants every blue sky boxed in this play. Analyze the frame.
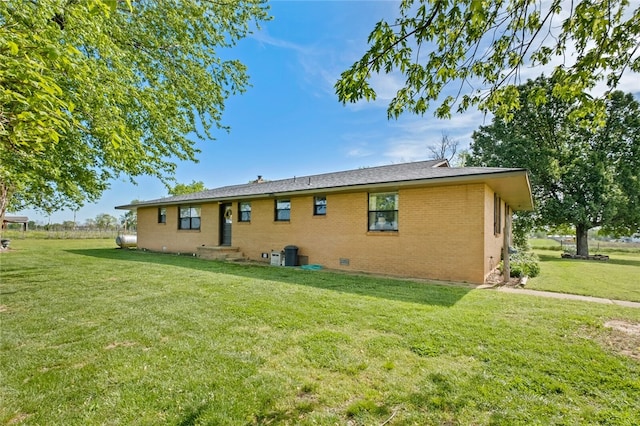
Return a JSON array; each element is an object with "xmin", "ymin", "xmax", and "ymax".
[{"xmin": 15, "ymin": 0, "xmax": 640, "ymax": 224}]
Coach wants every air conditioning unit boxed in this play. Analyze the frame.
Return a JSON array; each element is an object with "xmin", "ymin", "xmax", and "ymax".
[{"xmin": 270, "ymin": 252, "xmax": 281, "ymax": 266}]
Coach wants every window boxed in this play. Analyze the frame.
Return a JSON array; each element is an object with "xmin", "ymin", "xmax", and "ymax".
[
  {"xmin": 314, "ymin": 196, "xmax": 326, "ymax": 215},
  {"xmin": 275, "ymin": 199, "xmax": 290, "ymax": 221},
  {"xmin": 178, "ymin": 205, "xmax": 201, "ymax": 230},
  {"xmin": 238, "ymin": 202, "xmax": 251, "ymax": 222},
  {"xmin": 494, "ymin": 194, "xmax": 502, "ymax": 235},
  {"xmin": 158, "ymin": 207, "xmax": 166, "ymax": 224},
  {"xmin": 368, "ymin": 192, "xmax": 398, "ymax": 231}
]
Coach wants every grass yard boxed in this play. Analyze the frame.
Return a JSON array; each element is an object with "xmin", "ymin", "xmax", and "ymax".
[
  {"xmin": 527, "ymin": 251, "xmax": 640, "ymax": 302},
  {"xmin": 1, "ymin": 240, "xmax": 640, "ymax": 425},
  {"xmin": 526, "ymin": 238, "xmax": 640, "ymax": 302}
]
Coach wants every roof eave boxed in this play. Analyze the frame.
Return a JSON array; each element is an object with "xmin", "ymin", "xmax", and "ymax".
[{"xmin": 116, "ymin": 169, "xmax": 533, "ymax": 211}]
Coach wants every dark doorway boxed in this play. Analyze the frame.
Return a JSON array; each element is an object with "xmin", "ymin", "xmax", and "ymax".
[{"xmin": 220, "ymin": 203, "xmax": 232, "ymax": 246}]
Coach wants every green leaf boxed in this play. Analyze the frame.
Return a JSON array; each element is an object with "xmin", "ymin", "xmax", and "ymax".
[
  {"xmin": 49, "ymin": 130, "xmax": 60, "ymax": 143},
  {"xmin": 0, "ymin": 0, "xmax": 270, "ymax": 217},
  {"xmin": 336, "ymin": 0, "xmax": 640, "ymax": 121},
  {"xmin": 7, "ymin": 41, "xmax": 19, "ymax": 55}
]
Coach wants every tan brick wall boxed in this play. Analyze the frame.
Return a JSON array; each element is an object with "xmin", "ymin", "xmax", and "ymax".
[
  {"xmin": 237, "ymin": 184, "xmax": 484, "ymax": 283},
  {"xmin": 135, "ymin": 183, "xmax": 511, "ymax": 283},
  {"xmin": 137, "ymin": 203, "xmax": 219, "ymax": 253},
  {"xmin": 483, "ymin": 186, "xmax": 506, "ymax": 279}
]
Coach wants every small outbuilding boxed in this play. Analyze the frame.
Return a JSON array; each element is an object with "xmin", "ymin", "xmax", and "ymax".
[
  {"xmin": 116, "ymin": 160, "xmax": 533, "ymax": 283},
  {"xmin": 2, "ymin": 216, "xmax": 29, "ymax": 232}
]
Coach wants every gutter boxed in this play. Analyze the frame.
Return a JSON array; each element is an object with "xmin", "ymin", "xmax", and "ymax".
[{"xmin": 115, "ymin": 169, "xmax": 531, "ymax": 211}]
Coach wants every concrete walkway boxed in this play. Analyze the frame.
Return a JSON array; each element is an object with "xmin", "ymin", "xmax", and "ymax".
[{"xmin": 488, "ymin": 286, "xmax": 640, "ymax": 308}]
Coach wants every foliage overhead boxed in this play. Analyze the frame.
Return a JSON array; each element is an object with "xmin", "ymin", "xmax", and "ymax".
[
  {"xmin": 468, "ymin": 77, "xmax": 640, "ymax": 255},
  {"xmin": 168, "ymin": 180, "xmax": 207, "ymax": 196},
  {"xmin": 335, "ymin": 0, "xmax": 640, "ymax": 121},
  {"xmin": 0, "ymin": 0, "xmax": 269, "ymax": 223}
]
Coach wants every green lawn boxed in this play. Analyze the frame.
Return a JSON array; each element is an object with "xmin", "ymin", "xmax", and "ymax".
[
  {"xmin": 526, "ymin": 250, "xmax": 640, "ymax": 302},
  {"xmin": 1, "ymin": 240, "xmax": 640, "ymax": 425},
  {"xmin": 526, "ymin": 238, "xmax": 640, "ymax": 302}
]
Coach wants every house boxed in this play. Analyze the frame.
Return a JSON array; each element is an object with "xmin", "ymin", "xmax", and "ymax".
[{"xmin": 115, "ymin": 160, "xmax": 533, "ymax": 283}]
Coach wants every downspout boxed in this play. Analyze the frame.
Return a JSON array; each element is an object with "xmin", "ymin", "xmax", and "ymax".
[{"xmin": 502, "ymin": 205, "xmax": 511, "ymax": 283}]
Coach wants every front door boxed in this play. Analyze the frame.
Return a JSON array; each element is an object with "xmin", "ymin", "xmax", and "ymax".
[{"xmin": 220, "ymin": 203, "xmax": 232, "ymax": 246}]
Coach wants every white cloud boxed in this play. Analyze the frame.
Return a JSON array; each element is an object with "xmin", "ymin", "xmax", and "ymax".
[
  {"xmin": 285, "ymin": 0, "xmax": 640, "ymax": 168},
  {"xmin": 336, "ymin": 115, "xmax": 475, "ymax": 165},
  {"xmin": 345, "ymin": 145, "xmax": 375, "ymax": 158},
  {"xmin": 383, "ymin": 141, "xmax": 427, "ymax": 163},
  {"xmin": 250, "ymin": 29, "xmax": 310, "ymax": 54},
  {"xmin": 592, "ymin": 70, "xmax": 640, "ymax": 97},
  {"xmin": 340, "ymin": 129, "xmax": 382, "ymax": 159},
  {"xmin": 613, "ymin": 72, "xmax": 640, "ymax": 95},
  {"xmin": 259, "ymin": 1, "xmax": 404, "ymax": 106},
  {"xmin": 291, "ymin": 42, "xmax": 406, "ymax": 108},
  {"xmin": 368, "ymin": 72, "xmax": 404, "ymax": 101},
  {"xmin": 355, "ymin": 105, "xmax": 493, "ymax": 164}
]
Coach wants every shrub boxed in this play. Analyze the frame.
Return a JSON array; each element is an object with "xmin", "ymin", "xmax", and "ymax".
[{"xmin": 500, "ymin": 251, "xmax": 540, "ymax": 278}]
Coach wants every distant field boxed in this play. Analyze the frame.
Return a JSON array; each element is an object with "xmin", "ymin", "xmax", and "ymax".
[
  {"xmin": 529, "ymin": 237, "xmax": 640, "ymax": 253},
  {"xmin": 1, "ymin": 229, "xmax": 119, "ymax": 240},
  {"xmin": 1, "ymin": 239, "xmax": 639, "ymax": 425}
]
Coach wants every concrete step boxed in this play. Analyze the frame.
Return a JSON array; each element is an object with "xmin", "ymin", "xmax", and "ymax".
[{"xmin": 196, "ymin": 246, "xmax": 244, "ymax": 261}]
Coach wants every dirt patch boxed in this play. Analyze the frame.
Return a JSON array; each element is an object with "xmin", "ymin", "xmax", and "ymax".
[
  {"xmin": 605, "ymin": 320, "xmax": 640, "ymax": 335},
  {"xmin": 601, "ymin": 320, "xmax": 640, "ymax": 361},
  {"xmin": 7, "ymin": 413, "xmax": 30, "ymax": 424},
  {"xmin": 485, "ymin": 269, "xmax": 522, "ymax": 287},
  {"xmin": 0, "ymin": 305, "xmax": 8, "ymax": 313}
]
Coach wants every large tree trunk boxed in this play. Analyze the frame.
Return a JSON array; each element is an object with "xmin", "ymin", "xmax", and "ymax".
[
  {"xmin": 575, "ymin": 224, "xmax": 590, "ymax": 256},
  {"xmin": 0, "ymin": 181, "xmax": 10, "ymax": 236}
]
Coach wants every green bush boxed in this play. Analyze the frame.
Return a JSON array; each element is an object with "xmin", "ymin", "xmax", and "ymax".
[{"xmin": 500, "ymin": 251, "xmax": 540, "ymax": 278}]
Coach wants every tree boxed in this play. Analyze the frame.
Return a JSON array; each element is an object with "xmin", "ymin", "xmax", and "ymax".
[
  {"xmin": 120, "ymin": 211, "xmax": 136, "ymax": 231},
  {"xmin": 168, "ymin": 180, "xmax": 206, "ymax": 196},
  {"xmin": 468, "ymin": 77, "xmax": 640, "ymax": 256},
  {"xmin": 427, "ymin": 132, "xmax": 458, "ymax": 162},
  {"xmin": 453, "ymin": 149, "xmax": 471, "ymax": 167},
  {"xmin": 335, "ymin": 0, "xmax": 640, "ymax": 122},
  {"xmin": 0, "ymin": 0, "xmax": 269, "ymax": 226},
  {"xmin": 94, "ymin": 213, "xmax": 117, "ymax": 231},
  {"xmin": 62, "ymin": 220, "xmax": 76, "ymax": 231},
  {"xmin": 120, "ymin": 199, "xmax": 139, "ymax": 231}
]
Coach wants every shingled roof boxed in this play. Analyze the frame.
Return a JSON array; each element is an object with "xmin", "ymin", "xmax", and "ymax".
[{"xmin": 116, "ymin": 160, "xmax": 534, "ymax": 211}]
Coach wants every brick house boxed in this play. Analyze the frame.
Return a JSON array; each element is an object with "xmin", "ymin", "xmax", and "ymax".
[{"xmin": 115, "ymin": 160, "xmax": 533, "ymax": 283}]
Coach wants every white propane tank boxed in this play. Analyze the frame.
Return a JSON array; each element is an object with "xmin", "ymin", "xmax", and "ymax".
[{"xmin": 115, "ymin": 234, "xmax": 137, "ymax": 248}]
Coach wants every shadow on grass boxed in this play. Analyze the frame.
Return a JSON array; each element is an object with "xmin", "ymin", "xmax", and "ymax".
[
  {"xmin": 177, "ymin": 403, "xmax": 207, "ymax": 426},
  {"xmin": 66, "ymin": 248, "xmax": 473, "ymax": 308},
  {"xmin": 537, "ymin": 253, "xmax": 640, "ymax": 268}
]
